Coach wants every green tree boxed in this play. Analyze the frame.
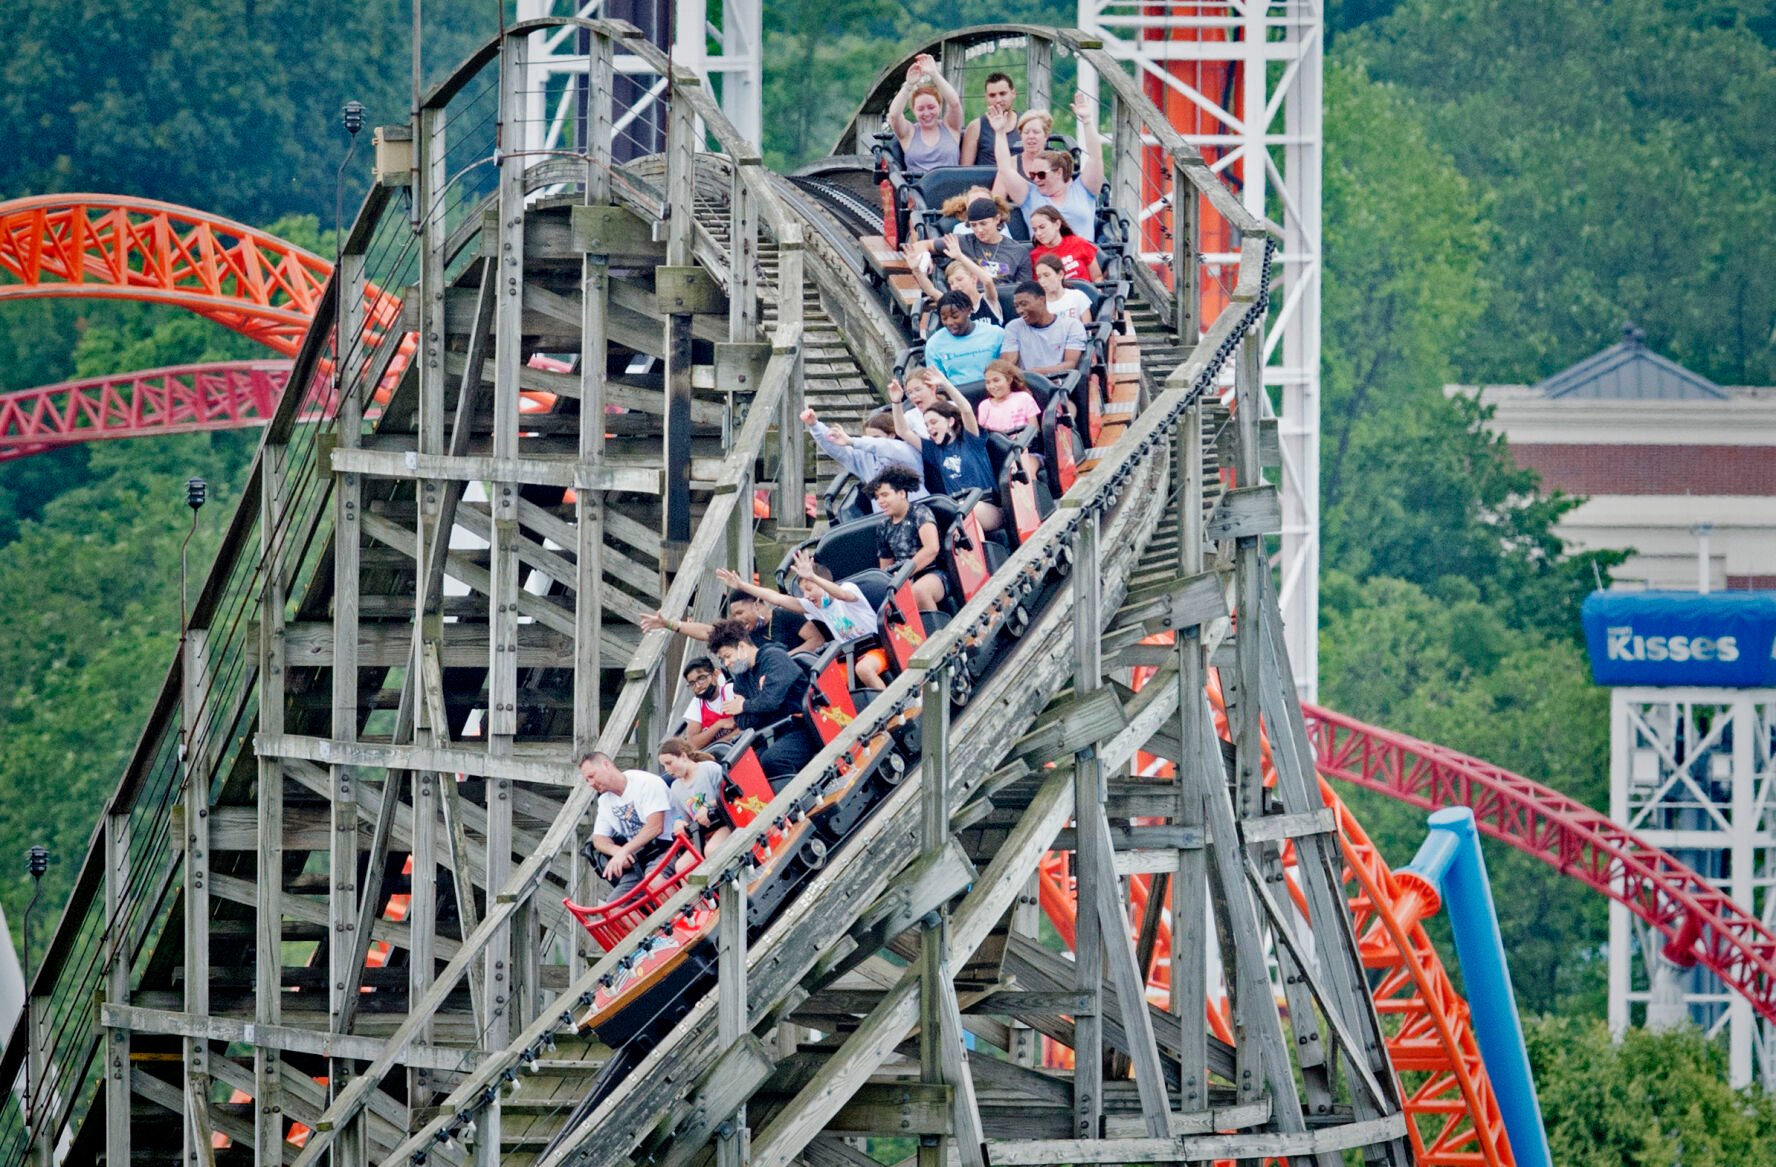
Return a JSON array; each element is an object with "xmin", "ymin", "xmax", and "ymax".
[
  {"xmin": 1526, "ymin": 1017, "xmax": 1776, "ymax": 1165},
  {"xmin": 1346, "ymin": 0, "xmax": 1776, "ymax": 386},
  {"xmin": 0, "ymin": 430, "xmax": 256, "ymax": 963},
  {"xmin": 1320, "ymin": 60, "xmax": 1621, "ymax": 640},
  {"xmin": 1319, "ymin": 572, "xmax": 1612, "ymax": 1014}
]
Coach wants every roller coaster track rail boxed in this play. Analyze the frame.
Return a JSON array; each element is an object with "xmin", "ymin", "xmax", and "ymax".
[{"xmin": 0, "ymin": 18, "xmax": 1768, "ymax": 1167}]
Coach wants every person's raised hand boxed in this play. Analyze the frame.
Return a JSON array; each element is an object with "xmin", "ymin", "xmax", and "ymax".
[
  {"xmin": 827, "ymin": 424, "xmax": 851, "ymax": 447},
  {"xmin": 641, "ymin": 609, "xmax": 670, "ymax": 633},
  {"xmin": 791, "ymin": 549, "xmax": 816, "ymax": 579},
  {"xmin": 987, "ymin": 108, "xmax": 1016, "ymax": 135},
  {"xmin": 942, "ymin": 235, "xmax": 963, "ymax": 259},
  {"xmin": 714, "ymin": 567, "xmax": 742, "ymax": 588},
  {"xmin": 799, "ymin": 406, "xmax": 817, "ymax": 425},
  {"xmin": 888, "ymin": 378, "xmax": 905, "ymax": 404},
  {"xmin": 1071, "ymin": 91, "xmax": 1095, "ymax": 127}
]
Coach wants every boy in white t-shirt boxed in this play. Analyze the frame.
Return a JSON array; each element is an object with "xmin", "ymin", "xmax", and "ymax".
[
  {"xmin": 715, "ymin": 550, "xmax": 889, "ymax": 690},
  {"xmin": 677, "ymin": 656, "xmax": 739, "ymax": 750},
  {"xmin": 578, "ymin": 752, "xmax": 674, "ymax": 899}
]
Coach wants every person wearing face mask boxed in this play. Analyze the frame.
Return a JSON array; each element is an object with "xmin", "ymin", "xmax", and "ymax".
[
  {"xmin": 675, "ymin": 656, "xmax": 739, "ymax": 750},
  {"xmin": 989, "ymin": 92, "xmax": 1105, "ymax": 241},
  {"xmin": 906, "ymin": 241, "xmax": 1001, "ymax": 327},
  {"xmin": 888, "ymin": 52, "xmax": 963, "ymax": 174},
  {"xmin": 888, "ymin": 375, "xmax": 1003, "ymax": 533},
  {"xmin": 717, "ymin": 550, "xmax": 889, "ymax": 691},
  {"xmin": 708, "ymin": 617, "xmax": 821, "ymax": 788}
]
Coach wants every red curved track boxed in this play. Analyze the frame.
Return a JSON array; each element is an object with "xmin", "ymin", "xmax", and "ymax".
[
  {"xmin": 1304, "ymin": 703, "xmax": 1776, "ymax": 1025},
  {"xmin": 0, "ymin": 361, "xmax": 293, "ymax": 461},
  {"xmin": 0, "ymin": 195, "xmax": 332, "ymax": 355}
]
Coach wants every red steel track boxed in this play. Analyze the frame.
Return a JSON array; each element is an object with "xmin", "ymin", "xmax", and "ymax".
[
  {"xmin": 0, "ymin": 195, "xmax": 332, "ymax": 355},
  {"xmin": 0, "ymin": 361, "xmax": 293, "ymax": 461},
  {"xmin": 1304, "ymin": 703, "xmax": 1776, "ymax": 1025}
]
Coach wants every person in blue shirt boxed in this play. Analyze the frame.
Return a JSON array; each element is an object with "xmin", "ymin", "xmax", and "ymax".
[
  {"xmin": 923, "ymin": 291, "xmax": 1004, "ymax": 385},
  {"xmin": 889, "ymin": 374, "xmax": 1003, "ymax": 533}
]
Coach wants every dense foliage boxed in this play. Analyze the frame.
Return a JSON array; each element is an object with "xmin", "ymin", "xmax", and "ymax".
[{"xmin": 0, "ymin": 0, "xmax": 1770, "ymax": 1150}]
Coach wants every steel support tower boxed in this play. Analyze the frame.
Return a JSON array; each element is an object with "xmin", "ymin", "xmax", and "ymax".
[
  {"xmin": 1609, "ymin": 688, "xmax": 1776, "ymax": 1088},
  {"xmin": 517, "ymin": 0, "xmax": 763, "ymax": 151},
  {"xmin": 1078, "ymin": 0, "xmax": 1323, "ymax": 700}
]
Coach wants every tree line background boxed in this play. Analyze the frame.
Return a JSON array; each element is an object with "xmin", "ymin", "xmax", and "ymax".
[{"xmin": 1, "ymin": 0, "xmax": 1773, "ymax": 1157}]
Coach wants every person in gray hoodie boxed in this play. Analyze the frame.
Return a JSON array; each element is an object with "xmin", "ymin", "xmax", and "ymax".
[{"xmin": 801, "ymin": 406, "xmax": 929, "ymax": 509}]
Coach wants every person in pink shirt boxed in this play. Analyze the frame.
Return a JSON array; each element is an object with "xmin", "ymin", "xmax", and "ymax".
[
  {"xmin": 975, "ymin": 359, "xmax": 1044, "ymax": 481},
  {"xmin": 975, "ymin": 359, "xmax": 1041, "ymax": 434}
]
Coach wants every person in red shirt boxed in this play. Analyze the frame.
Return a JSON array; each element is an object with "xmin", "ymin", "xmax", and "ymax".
[{"xmin": 1027, "ymin": 205, "xmax": 1102, "ymax": 282}]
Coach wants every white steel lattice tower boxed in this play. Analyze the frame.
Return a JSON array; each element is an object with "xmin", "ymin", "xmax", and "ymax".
[
  {"xmin": 1608, "ymin": 689, "xmax": 1776, "ymax": 1088},
  {"xmin": 516, "ymin": 0, "xmax": 763, "ymax": 149},
  {"xmin": 1079, "ymin": 0, "xmax": 1323, "ymax": 699}
]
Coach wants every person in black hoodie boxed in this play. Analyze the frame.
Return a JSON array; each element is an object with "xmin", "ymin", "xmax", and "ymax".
[{"xmin": 707, "ymin": 616, "xmax": 821, "ymax": 789}]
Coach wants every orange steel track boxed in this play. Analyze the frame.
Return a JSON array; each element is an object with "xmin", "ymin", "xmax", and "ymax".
[
  {"xmin": 0, "ymin": 195, "xmax": 334, "ymax": 355},
  {"xmin": 0, "ymin": 360, "xmax": 294, "ymax": 462}
]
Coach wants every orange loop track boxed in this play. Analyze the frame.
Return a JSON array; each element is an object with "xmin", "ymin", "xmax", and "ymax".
[{"xmin": 0, "ymin": 195, "xmax": 335, "ymax": 356}]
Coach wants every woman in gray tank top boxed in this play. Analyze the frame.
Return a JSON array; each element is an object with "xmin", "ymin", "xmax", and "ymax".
[{"xmin": 889, "ymin": 52, "xmax": 963, "ymax": 173}]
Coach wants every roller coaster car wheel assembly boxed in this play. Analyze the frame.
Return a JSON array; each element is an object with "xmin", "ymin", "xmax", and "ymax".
[
  {"xmin": 948, "ymin": 665, "xmax": 975, "ymax": 706},
  {"xmin": 1004, "ymin": 600, "xmax": 1032, "ymax": 638}
]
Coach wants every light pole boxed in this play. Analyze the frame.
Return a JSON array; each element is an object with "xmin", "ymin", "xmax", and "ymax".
[
  {"xmin": 178, "ymin": 478, "xmax": 206, "ymax": 640},
  {"xmin": 22, "ymin": 844, "xmax": 50, "ymax": 1166}
]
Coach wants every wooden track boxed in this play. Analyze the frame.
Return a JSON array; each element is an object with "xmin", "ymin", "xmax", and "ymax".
[{"xmin": 0, "ymin": 22, "xmax": 1418, "ymax": 1167}]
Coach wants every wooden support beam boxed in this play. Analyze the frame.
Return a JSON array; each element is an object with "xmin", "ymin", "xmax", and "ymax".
[
  {"xmin": 332, "ymin": 445, "xmax": 661, "ymax": 494},
  {"xmin": 256, "ymin": 733, "xmax": 577, "ymax": 787},
  {"xmin": 102, "ymin": 1003, "xmax": 486, "ymax": 1072},
  {"xmin": 982, "ymin": 1115, "xmax": 1408, "ymax": 1165},
  {"xmin": 749, "ymin": 767, "xmax": 1076, "ymax": 1167}
]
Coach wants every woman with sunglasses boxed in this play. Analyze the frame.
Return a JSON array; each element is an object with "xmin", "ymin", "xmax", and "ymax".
[{"xmin": 987, "ymin": 92, "xmax": 1104, "ymax": 240}]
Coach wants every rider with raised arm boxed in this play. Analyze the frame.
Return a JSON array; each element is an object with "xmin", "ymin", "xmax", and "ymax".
[
  {"xmin": 888, "ymin": 52, "xmax": 963, "ymax": 174},
  {"xmin": 988, "ymin": 92, "xmax": 1105, "ymax": 240}
]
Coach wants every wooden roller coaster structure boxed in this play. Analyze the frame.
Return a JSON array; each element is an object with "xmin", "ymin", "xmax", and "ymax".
[{"xmin": 1, "ymin": 20, "xmax": 1770, "ymax": 1167}]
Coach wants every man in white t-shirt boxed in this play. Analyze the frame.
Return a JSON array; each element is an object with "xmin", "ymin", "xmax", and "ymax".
[{"xmin": 579, "ymin": 752, "xmax": 673, "ymax": 899}]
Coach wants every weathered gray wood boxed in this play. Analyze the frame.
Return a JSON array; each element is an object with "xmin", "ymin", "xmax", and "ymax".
[
  {"xmin": 983, "ymin": 1114, "xmax": 1407, "ymax": 1165},
  {"xmin": 331, "ymin": 446, "xmax": 661, "ymax": 493},
  {"xmin": 1204, "ymin": 484, "xmax": 1282, "ymax": 541},
  {"xmin": 101, "ymin": 1004, "xmax": 486, "ymax": 1072},
  {"xmin": 135, "ymin": 1066, "xmax": 248, "ymax": 1153},
  {"xmin": 1239, "ymin": 808, "xmax": 1336, "ymax": 845},
  {"xmin": 256, "ymin": 733, "xmax": 577, "ymax": 787},
  {"xmin": 103, "ymin": 811, "xmax": 132, "ymax": 1166},
  {"xmin": 181, "ymin": 625, "xmax": 213, "ymax": 1164},
  {"xmin": 1079, "ymin": 808, "xmax": 1172, "ymax": 1136},
  {"xmin": 716, "ymin": 879, "xmax": 750, "ymax": 1167},
  {"xmin": 1070, "ymin": 510, "xmax": 1105, "ymax": 1141},
  {"xmin": 748, "ymin": 767, "xmax": 1076, "ymax": 1167},
  {"xmin": 653, "ymin": 1036, "xmax": 776, "ymax": 1167}
]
